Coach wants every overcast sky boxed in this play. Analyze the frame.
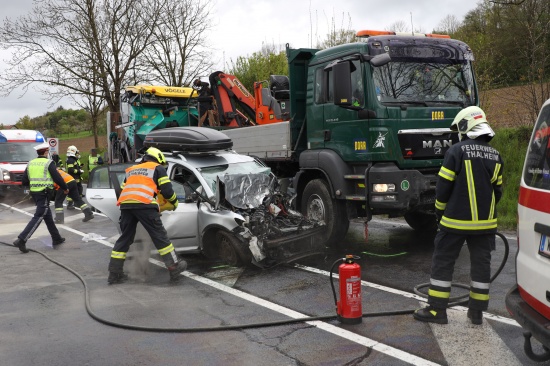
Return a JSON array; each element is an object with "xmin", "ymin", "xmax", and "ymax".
[{"xmin": 0, "ymin": 0, "xmax": 480, "ymax": 127}]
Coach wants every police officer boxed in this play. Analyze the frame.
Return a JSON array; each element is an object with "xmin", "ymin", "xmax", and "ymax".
[
  {"xmin": 413, "ymin": 106, "xmax": 504, "ymax": 325},
  {"xmin": 13, "ymin": 143, "xmax": 69, "ymax": 253},
  {"xmin": 65, "ymin": 145, "xmax": 84, "ymax": 209},
  {"xmin": 53, "ymin": 167, "xmax": 94, "ymax": 224},
  {"xmin": 107, "ymin": 147, "xmax": 186, "ymax": 284}
]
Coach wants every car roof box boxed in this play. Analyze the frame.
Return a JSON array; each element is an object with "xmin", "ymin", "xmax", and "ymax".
[{"xmin": 143, "ymin": 127, "xmax": 233, "ymax": 152}]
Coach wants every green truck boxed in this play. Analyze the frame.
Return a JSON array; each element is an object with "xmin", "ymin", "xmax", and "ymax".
[
  {"xmin": 220, "ymin": 31, "xmax": 477, "ymax": 246},
  {"xmin": 113, "ymin": 30, "xmax": 478, "ymax": 247}
]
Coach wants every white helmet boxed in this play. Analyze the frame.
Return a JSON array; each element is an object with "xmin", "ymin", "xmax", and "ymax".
[
  {"xmin": 67, "ymin": 145, "xmax": 77, "ymax": 157},
  {"xmin": 451, "ymin": 106, "xmax": 494, "ymax": 141},
  {"xmin": 34, "ymin": 143, "xmax": 49, "ymax": 152}
]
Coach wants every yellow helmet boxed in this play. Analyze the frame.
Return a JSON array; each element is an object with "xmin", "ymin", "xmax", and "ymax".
[{"xmin": 145, "ymin": 147, "xmax": 167, "ymax": 166}]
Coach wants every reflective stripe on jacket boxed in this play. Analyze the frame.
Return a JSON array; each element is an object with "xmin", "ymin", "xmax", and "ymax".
[
  {"xmin": 117, "ymin": 162, "xmax": 159, "ymax": 206},
  {"xmin": 54, "ymin": 169, "xmax": 75, "ymax": 190},
  {"xmin": 435, "ymin": 138, "xmax": 504, "ymax": 234},
  {"xmin": 28, "ymin": 158, "xmax": 54, "ymax": 192}
]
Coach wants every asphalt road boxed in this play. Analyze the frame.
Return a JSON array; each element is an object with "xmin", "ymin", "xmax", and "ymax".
[{"xmin": 0, "ymin": 195, "xmax": 546, "ymax": 366}]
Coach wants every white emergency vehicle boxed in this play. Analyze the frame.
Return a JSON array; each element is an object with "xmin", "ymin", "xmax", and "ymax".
[
  {"xmin": 506, "ymin": 98, "xmax": 550, "ymax": 362},
  {"xmin": 0, "ymin": 129, "xmax": 46, "ymax": 197}
]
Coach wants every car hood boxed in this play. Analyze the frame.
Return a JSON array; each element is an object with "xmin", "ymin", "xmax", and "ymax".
[{"xmin": 216, "ymin": 173, "xmax": 275, "ymax": 210}]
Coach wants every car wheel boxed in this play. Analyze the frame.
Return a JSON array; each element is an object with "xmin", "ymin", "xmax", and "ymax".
[
  {"xmin": 216, "ymin": 231, "xmax": 251, "ymax": 267},
  {"xmin": 301, "ymin": 179, "xmax": 349, "ymax": 248}
]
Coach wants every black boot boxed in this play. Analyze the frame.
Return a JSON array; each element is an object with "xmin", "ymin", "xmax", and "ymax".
[
  {"xmin": 467, "ymin": 309, "xmax": 483, "ymax": 325},
  {"xmin": 108, "ymin": 272, "xmax": 129, "ymax": 285},
  {"xmin": 53, "ymin": 237, "xmax": 66, "ymax": 246},
  {"xmin": 413, "ymin": 306, "xmax": 448, "ymax": 324},
  {"xmin": 82, "ymin": 208, "xmax": 94, "ymax": 222},
  {"xmin": 13, "ymin": 238, "xmax": 29, "ymax": 253},
  {"xmin": 167, "ymin": 260, "xmax": 187, "ymax": 282},
  {"xmin": 54, "ymin": 212, "xmax": 64, "ymax": 224},
  {"xmin": 67, "ymin": 201, "xmax": 75, "ymax": 210},
  {"xmin": 108, "ymin": 258, "xmax": 127, "ymax": 285}
]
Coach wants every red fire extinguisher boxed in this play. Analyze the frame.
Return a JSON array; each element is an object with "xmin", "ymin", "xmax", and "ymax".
[{"xmin": 330, "ymin": 255, "xmax": 362, "ymax": 324}]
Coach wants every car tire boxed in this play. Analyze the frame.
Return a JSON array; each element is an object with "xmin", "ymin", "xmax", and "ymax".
[
  {"xmin": 216, "ymin": 231, "xmax": 251, "ymax": 267},
  {"xmin": 301, "ymin": 179, "xmax": 349, "ymax": 248}
]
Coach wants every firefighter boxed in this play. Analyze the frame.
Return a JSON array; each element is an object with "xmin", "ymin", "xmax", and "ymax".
[
  {"xmin": 53, "ymin": 167, "xmax": 94, "ymax": 224},
  {"xmin": 413, "ymin": 106, "xmax": 504, "ymax": 325},
  {"xmin": 107, "ymin": 147, "xmax": 186, "ymax": 284},
  {"xmin": 88, "ymin": 148, "xmax": 103, "ymax": 172},
  {"xmin": 193, "ymin": 78, "xmax": 215, "ymax": 126},
  {"xmin": 13, "ymin": 143, "xmax": 69, "ymax": 253},
  {"xmin": 65, "ymin": 145, "xmax": 84, "ymax": 210}
]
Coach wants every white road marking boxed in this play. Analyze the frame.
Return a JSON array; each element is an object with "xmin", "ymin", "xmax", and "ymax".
[
  {"xmin": 429, "ymin": 307, "xmax": 522, "ymax": 365},
  {"xmin": 3, "ymin": 202, "xmax": 440, "ymax": 366}
]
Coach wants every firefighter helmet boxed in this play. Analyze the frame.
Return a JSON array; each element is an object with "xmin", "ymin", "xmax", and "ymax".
[
  {"xmin": 145, "ymin": 147, "xmax": 167, "ymax": 166},
  {"xmin": 67, "ymin": 145, "xmax": 78, "ymax": 157},
  {"xmin": 451, "ymin": 106, "xmax": 488, "ymax": 134}
]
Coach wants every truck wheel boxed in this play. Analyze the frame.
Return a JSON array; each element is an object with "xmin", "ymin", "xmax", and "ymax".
[
  {"xmin": 216, "ymin": 231, "xmax": 251, "ymax": 267},
  {"xmin": 404, "ymin": 212, "xmax": 437, "ymax": 232},
  {"xmin": 301, "ymin": 179, "xmax": 349, "ymax": 247}
]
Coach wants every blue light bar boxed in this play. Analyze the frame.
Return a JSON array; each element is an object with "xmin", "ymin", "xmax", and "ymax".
[{"xmin": 36, "ymin": 132, "xmax": 45, "ymax": 142}]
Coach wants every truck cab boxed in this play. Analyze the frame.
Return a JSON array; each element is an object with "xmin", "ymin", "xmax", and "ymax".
[
  {"xmin": 288, "ymin": 32, "xmax": 477, "ymax": 244},
  {"xmin": 0, "ymin": 129, "xmax": 46, "ymax": 198}
]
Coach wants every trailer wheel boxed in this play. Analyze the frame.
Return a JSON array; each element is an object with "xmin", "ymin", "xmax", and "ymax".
[
  {"xmin": 216, "ymin": 231, "xmax": 251, "ymax": 267},
  {"xmin": 301, "ymin": 179, "xmax": 349, "ymax": 247},
  {"xmin": 404, "ymin": 212, "xmax": 437, "ymax": 232}
]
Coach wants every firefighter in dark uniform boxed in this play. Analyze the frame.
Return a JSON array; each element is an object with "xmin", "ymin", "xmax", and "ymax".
[
  {"xmin": 53, "ymin": 167, "xmax": 94, "ymax": 224},
  {"xmin": 13, "ymin": 143, "xmax": 69, "ymax": 253},
  {"xmin": 65, "ymin": 145, "xmax": 84, "ymax": 210},
  {"xmin": 413, "ymin": 106, "xmax": 504, "ymax": 325},
  {"xmin": 107, "ymin": 147, "xmax": 187, "ymax": 284}
]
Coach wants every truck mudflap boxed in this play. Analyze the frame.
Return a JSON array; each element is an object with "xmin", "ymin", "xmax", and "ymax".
[{"xmin": 505, "ymin": 285, "xmax": 550, "ymax": 356}]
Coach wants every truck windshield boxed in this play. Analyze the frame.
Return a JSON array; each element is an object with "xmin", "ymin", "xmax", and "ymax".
[
  {"xmin": 0, "ymin": 143, "xmax": 38, "ymax": 162},
  {"xmin": 372, "ymin": 60, "xmax": 476, "ymax": 107}
]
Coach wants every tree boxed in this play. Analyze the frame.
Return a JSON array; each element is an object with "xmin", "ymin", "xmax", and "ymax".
[
  {"xmin": 0, "ymin": 0, "xmax": 215, "ymax": 147},
  {"xmin": 228, "ymin": 51, "xmax": 288, "ymax": 93},
  {"xmin": 435, "ymin": 15, "xmax": 461, "ymax": 34},
  {"xmin": 143, "ymin": 0, "xmax": 215, "ymax": 87},
  {"xmin": 316, "ymin": 12, "xmax": 356, "ymax": 49}
]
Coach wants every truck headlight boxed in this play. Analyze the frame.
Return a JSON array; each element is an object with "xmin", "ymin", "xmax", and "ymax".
[{"xmin": 372, "ymin": 183, "xmax": 395, "ymax": 193}]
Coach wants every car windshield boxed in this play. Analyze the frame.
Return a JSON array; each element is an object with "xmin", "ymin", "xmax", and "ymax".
[
  {"xmin": 373, "ymin": 60, "xmax": 476, "ymax": 107},
  {"xmin": 0, "ymin": 143, "xmax": 38, "ymax": 162},
  {"xmin": 197, "ymin": 161, "xmax": 271, "ymax": 193}
]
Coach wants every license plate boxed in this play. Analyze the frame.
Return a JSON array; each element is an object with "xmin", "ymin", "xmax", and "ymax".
[{"xmin": 538, "ymin": 234, "xmax": 550, "ymax": 258}]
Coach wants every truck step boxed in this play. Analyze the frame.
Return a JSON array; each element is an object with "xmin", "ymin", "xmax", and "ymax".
[{"xmin": 345, "ymin": 195, "xmax": 366, "ymax": 201}]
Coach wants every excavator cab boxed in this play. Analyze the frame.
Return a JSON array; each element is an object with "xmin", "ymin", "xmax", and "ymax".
[{"xmin": 254, "ymin": 75, "xmax": 290, "ymax": 124}]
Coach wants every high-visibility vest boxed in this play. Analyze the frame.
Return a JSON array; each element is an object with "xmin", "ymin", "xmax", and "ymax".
[
  {"xmin": 54, "ymin": 169, "xmax": 75, "ymax": 190},
  {"xmin": 89, "ymin": 155, "xmax": 99, "ymax": 172},
  {"xmin": 117, "ymin": 162, "xmax": 159, "ymax": 206},
  {"xmin": 28, "ymin": 158, "xmax": 54, "ymax": 192}
]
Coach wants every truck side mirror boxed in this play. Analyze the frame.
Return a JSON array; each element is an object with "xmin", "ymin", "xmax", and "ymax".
[
  {"xmin": 333, "ymin": 62, "xmax": 352, "ymax": 107},
  {"xmin": 370, "ymin": 53, "xmax": 391, "ymax": 67}
]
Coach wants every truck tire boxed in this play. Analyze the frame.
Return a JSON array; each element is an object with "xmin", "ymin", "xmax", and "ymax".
[
  {"xmin": 216, "ymin": 231, "xmax": 251, "ymax": 267},
  {"xmin": 404, "ymin": 212, "xmax": 437, "ymax": 233},
  {"xmin": 301, "ymin": 179, "xmax": 349, "ymax": 247}
]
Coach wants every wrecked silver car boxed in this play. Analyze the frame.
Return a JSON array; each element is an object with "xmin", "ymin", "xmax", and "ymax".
[{"xmin": 87, "ymin": 137, "xmax": 324, "ymax": 268}]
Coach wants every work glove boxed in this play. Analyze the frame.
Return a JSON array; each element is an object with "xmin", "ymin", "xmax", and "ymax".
[{"xmin": 171, "ymin": 200, "xmax": 179, "ymax": 211}]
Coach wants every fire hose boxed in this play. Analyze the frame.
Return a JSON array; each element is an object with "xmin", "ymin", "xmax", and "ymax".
[{"xmin": 0, "ymin": 232, "xmax": 508, "ymax": 332}]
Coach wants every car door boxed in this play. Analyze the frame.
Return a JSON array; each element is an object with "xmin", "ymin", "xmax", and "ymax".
[
  {"xmin": 163, "ymin": 164, "xmax": 203, "ymax": 250},
  {"xmin": 86, "ymin": 163, "xmax": 131, "ymax": 223}
]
